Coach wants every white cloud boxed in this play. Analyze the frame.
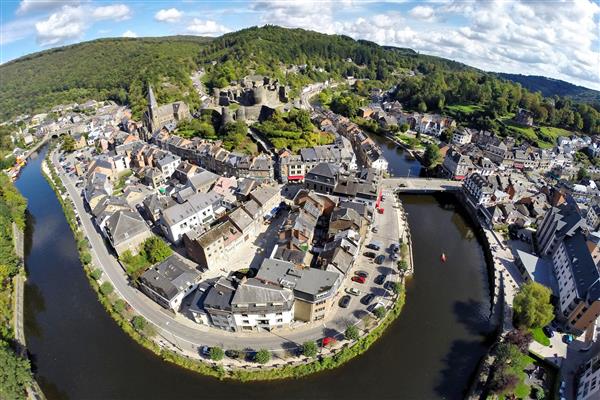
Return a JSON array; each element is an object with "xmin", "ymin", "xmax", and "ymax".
[
  {"xmin": 122, "ymin": 30, "xmax": 137, "ymax": 38},
  {"xmin": 186, "ymin": 19, "xmax": 231, "ymax": 36},
  {"xmin": 408, "ymin": 5, "xmax": 435, "ymax": 20},
  {"xmin": 0, "ymin": 17, "xmax": 37, "ymax": 45},
  {"xmin": 92, "ymin": 4, "xmax": 131, "ymax": 21},
  {"xmin": 155, "ymin": 8, "xmax": 183, "ymax": 23},
  {"xmin": 326, "ymin": 0, "xmax": 600, "ymax": 90},
  {"xmin": 16, "ymin": 0, "xmax": 75, "ymax": 15},
  {"xmin": 34, "ymin": 3, "xmax": 133, "ymax": 46},
  {"xmin": 35, "ymin": 5, "xmax": 85, "ymax": 46},
  {"xmin": 252, "ymin": 0, "xmax": 337, "ymax": 33}
]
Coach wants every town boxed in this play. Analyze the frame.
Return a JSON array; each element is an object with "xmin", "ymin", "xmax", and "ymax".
[{"xmin": 5, "ymin": 72, "xmax": 600, "ymax": 400}]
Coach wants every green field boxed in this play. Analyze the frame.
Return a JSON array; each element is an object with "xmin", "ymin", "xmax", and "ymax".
[
  {"xmin": 445, "ymin": 104, "xmax": 484, "ymax": 114},
  {"xmin": 504, "ymin": 120, "xmax": 574, "ymax": 149}
]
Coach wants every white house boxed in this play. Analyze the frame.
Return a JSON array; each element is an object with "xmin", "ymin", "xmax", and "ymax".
[{"xmin": 160, "ymin": 192, "xmax": 222, "ymax": 243}]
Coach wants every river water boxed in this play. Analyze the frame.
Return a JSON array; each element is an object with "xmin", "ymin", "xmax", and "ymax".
[{"xmin": 17, "ymin": 143, "xmax": 495, "ymax": 400}]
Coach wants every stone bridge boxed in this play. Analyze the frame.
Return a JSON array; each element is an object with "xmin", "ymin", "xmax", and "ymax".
[{"xmin": 382, "ymin": 177, "xmax": 463, "ymax": 193}]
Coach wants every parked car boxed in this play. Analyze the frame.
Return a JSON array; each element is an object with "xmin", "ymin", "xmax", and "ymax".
[
  {"xmin": 346, "ymin": 287, "xmax": 361, "ymax": 296},
  {"xmin": 389, "ymin": 253, "xmax": 399, "ymax": 261},
  {"xmin": 389, "ymin": 243, "xmax": 400, "ymax": 253},
  {"xmin": 351, "ymin": 276, "xmax": 366, "ymax": 284},
  {"xmin": 542, "ymin": 326, "xmax": 554, "ymax": 338},
  {"xmin": 200, "ymin": 346, "xmax": 210, "ymax": 356},
  {"xmin": 367, "ymin": 301, "xmax": 385, "ymax": 313},
  {"xmin": 371, "ymin": 226, "xmax": 379, "ymax": 233},
  {"xmin": 363, "ymin": 251, "xmax": 377, "ymax": 259},
  {"xmin": 339, "ymin": 295, "xmax": 351, "ymax": 308},
  {"xmin": 355, "ymin": 270, "xmax": 369, "ymax": 278},
  {"xmin": 374, "ymin": 274, "xmax": 386, "ymax": 285},
  {"xmin": 366, "ymin": 241, "xmax": 382, "ymax": 251},
  {"xmin": 374, "ymin": 255, "xmax": 386, "ymax": 264},
  {"xmin": 361, "ymin": 293, "xmax": 375, "ymax": 305}
]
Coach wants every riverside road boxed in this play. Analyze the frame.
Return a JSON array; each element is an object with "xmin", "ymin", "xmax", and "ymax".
[{"xmin": 51, "ymin": 148, "xmax": 405, "ymax": 355}]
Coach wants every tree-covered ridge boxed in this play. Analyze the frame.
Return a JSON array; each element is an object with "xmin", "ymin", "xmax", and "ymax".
[
  {"xmin": 0, "ymin": 36, "xmax": 212, "ymax": 121},
  {"xmin": 497, "ymin": 73, "xmax": 600, "ymax": 104},
  {"xmin": 199, "ymin": 25, "xmax": 474, "ymax": 93}
]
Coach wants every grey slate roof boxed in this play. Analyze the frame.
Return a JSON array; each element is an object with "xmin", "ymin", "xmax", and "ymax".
[
  {"xmin": 105, "ymin": 209, "xmax": 150, "ymax": 246},
  {"xmin": 562, "ymin": 233, "xmax": 600, "ymax": 301},
  {"xmin": 140, "ymin": 254, "xmax": 201, "ymax": 302},
  {"xmin": 256, "ymin": 258, "xmax": 340, "ymax": 302}
]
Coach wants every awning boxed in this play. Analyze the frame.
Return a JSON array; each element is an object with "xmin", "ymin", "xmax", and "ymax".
[{"xmin": 287, "ymin": 175, "xmax": 304, "ymax": 181}]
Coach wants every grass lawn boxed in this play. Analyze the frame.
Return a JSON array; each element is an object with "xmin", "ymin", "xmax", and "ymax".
[
  {"xmin": 530, "ymin": 327, "xmax": 550, "ymax": 346},
  {"xmin": 445, "ymin": 104, "xmax": 483, "ymax": 114}
]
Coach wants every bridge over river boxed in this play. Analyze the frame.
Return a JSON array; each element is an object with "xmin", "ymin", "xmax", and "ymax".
[{"xmin": 382, "ymin": 177, "xmax": 463, "ymax": 193}]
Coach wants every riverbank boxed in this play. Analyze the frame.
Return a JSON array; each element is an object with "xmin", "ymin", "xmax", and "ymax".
[{"xmin": 41, "ymin": 145, "xmax": 412, "ymax": 382}]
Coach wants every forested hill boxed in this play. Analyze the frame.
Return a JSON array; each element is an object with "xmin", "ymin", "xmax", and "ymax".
[
  {"xmin": 0, "ymin": 36, "xmax": 211, "ymax": 121},
  {"xmin": 497, "ymin": 73, "xmax": 600, "ymax": 104},
  {"xmin": 0, "ymin": 25, "xmax": 598, "ymax": 136}
]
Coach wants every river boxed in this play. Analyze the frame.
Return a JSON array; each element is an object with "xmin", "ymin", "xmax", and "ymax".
[{"xmin": 17, "ymin": 142, "xmax": 495, "ymax": 400}]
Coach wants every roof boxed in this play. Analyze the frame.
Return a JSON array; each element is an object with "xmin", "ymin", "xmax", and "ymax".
[
  {"xmin": 228, "ymin": 207, "xmax": 254, "ymax": 232},
  {"xmin": 515, "ymin": 249, "xmax": 558, "ymax": 295},
  {"xmin": 249, "ymin": 185, "xmax": 279, "ymax": 207},
  {"xmin": 562, "ymin": 233, "xmax": 600, "ymax": 302},
  {"xmin": 306, "ymin": 163, "xmax": 339, "ymax": 180},
  {"xmin": 105, "ymin": 210, "xmax": 150, "ymax": 245},
  {"xmin": 187, "ymin": 170, "xmax": 219, "ymax": 191},
  {"xmin": 140, "ymin": 254, "xmax": 201, "ymax": 301},
  {"xmin": 231, "ymin": 278, "xmax": 294, "ymax": 307},
  {"xmin": 256, "ymin": 258, "xmax": 340, "ymax": 301},
  {"xmin": 195, "ymin": 220, "xmax": 241, "ymax": 248},
  {"xmin": 203, "ymin": 277, "xmax": 236, "ymax": 311}
]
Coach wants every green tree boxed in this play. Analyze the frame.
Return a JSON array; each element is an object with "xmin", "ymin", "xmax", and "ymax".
[
  {"xmin": 113, "ymin": 299, "xmax": 126, "ymax": 314},
  {"xmin": 373, "ymin": 307, "xmax": 386, "ymax": 319},
  {"xmin": 577, "ymin": 167, "xmax": 590, "ymax": 181},
  {"xmin": 390, "ymin": 281, "xmax": 403, "ymax": 295},
  {"xmin": 99, "ymin": 281, "xmax": 113, "ymax": 296},
  {"xmin": 143, "ymin": 236, "xmax": 173, "ymax": 264},
  {"xmin": 61, "ymin": 135, "xmax": 76, "ymax": 152},
  {"xmin": 301, "ymin": 341, "xmax": 318, "ymax": 358},
  {"xmin": 254, "ymin": 349, "xmax": 271, "ymax": 364},
  {"xmin": 417, "ymin": 101, "xmax": 427, "ymax": 113},
  {"xmin": 209, "ymin": 347, "xmax": 224, "ymax": 361},
  {"xmin": 399, "ymin": 123, "xmax": 409, "ymax": 133},
  {"xmin": 90, "ymin": 268, "xmax": 102, "ymax": 280},
  {"xmin": 422, "ymin": 143, "xmax": 442, "ymax": 169},
  {"xmin": 513, "ymin": 282, "xmax": 554, "ymax": 330},
  {"xmin": 131, "ymin": 315, "xmax": 147, "ymax": 332},
  {"xmin": 345, "ymin": 325, "xmax": 360, "ymax": 341},
  {"xmin": 0, "ymin": 341, "xmax": 32, "ymax": 400}
]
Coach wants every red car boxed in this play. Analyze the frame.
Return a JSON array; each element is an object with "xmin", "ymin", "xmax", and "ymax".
[{"xmin": 351, "ymin": 276, "xmax": 366, "ymax": 284}]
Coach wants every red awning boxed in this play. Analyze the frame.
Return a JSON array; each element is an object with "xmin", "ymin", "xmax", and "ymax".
[{"xmin": 288, "ymin": 175, "xmax": 304, "ymax": 181}]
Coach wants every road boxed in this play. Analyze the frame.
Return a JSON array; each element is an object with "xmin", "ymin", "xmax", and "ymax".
[{"xmin": 51, "ymin": 149, "xmax": 405, "ymax": 357}]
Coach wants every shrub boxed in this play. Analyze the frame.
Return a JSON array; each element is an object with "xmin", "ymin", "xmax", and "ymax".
[
  {"xmin": 391, "ymin": 282, "xmax": 403, "ymax": 295},
  {"xmin": 131, "ymin": 315, "xmax": 147, "ymax": 332},
  {"xmin": 99, "ymin": 281, "xmax": 113, "ymax": 295},
  {"xmin": 254, "ymin": 349, "xmax": 271, "ymax": 364},
  {"xmin": 345, "ymin": 325, "xmax": 360, "ymax": 341},
  {"xmin": 112, "ymin": 299, "xmax": 126, "ymax": 314},
  {"xmin": 397, "ymin": 260, "xmax": 409, "ymax": 272},
  {"xmin": 209, "ymin": 347, "xmax": 224, "ymax": 361},
  {"xmin": 373, "ymin": 307, "xmax": 387, "ymax": 319},
  {"xmin": 90, "ymin": 268, "xmax": 102, "ymax": 280},
  {"xmin": 80, "ymin": 251, "xmax": 92, "ymax": 265},
  {"xmin": 301, "ymin": 341, "xmax": 318, "ymax": 358}
]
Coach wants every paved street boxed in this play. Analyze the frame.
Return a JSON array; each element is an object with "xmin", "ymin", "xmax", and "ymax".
[{"xmin": 51, "ymin": 149, "xmax": 406, "ymax": 357}]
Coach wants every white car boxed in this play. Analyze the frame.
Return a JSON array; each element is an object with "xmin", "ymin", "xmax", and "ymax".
[{"xmin": 346, "ymin": 287, "xmax": 361, "ymax": 296}]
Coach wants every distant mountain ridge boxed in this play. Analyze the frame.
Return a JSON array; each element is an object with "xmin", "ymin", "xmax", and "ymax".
[{"xmin": 497, "ymin": 73, "xmax": 599, "ymax": 104}]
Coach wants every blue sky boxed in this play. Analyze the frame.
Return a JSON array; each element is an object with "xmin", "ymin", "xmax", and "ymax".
[{"xmin": 1, "ymin": 0, "xmax": 599, "ymax": 90}]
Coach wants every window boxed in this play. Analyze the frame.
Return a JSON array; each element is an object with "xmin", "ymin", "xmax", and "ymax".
[{"xmin": 276, "ymin": 318, "xmax": 283, "ymax": 323}]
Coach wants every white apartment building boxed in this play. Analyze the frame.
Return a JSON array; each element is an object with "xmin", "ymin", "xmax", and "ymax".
[
  {"xmin": 160, "ymin": 192, "xmax": 222, "ymax": 243},
  {"xmin": 577, "ymin": 350, "xmax": 600, "ymax": 400},
  {"xmin": 451, "ymin": 128, "xmax": 473, "ymax": 146}
]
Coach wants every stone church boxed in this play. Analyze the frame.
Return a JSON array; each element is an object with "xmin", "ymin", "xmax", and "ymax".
[{"xmin": 144, "ymin": 85, "xmax": 191, "ymax": 133}]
